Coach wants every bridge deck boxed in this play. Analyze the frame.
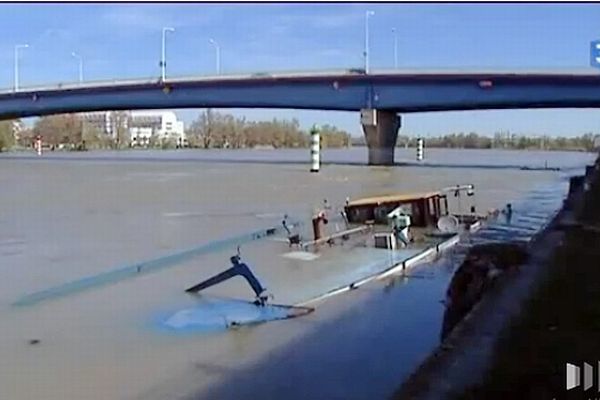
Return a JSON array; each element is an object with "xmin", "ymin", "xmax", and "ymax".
[{"xmin": 3, "ymin": 68, "xmax": 600, "ymax": 119}]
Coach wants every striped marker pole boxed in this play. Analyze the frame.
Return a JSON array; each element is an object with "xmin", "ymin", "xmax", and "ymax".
[
  {"xmin": 416, "ymin": 137, "xmax": 424, "ymax": 161},
  {"xmin": 35, "ymin": 135, "xmax": 42, "ymax": 156},
  {"xmin": 310, "ymin": 125, "xmax": 320, "ymax": 173}
]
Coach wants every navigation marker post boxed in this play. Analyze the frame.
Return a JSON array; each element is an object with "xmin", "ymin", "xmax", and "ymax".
[
  {"xmin": 416, "ymin": 137, "xmax": 424, "ymax": 161},
  {"xmin": 35, "ymin": 135, "xmax": 42, "ymax": 156},
  {"xmin": 310, "ymin": 125, "xmax": 321, "ymax": 173}
]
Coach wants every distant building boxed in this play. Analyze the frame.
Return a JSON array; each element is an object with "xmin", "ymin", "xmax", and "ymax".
[
  {"xmin": 80, "ymin": 111, "xmax": 123, "ymax": 138},
  {"xmin": 129, "ymin": 111, "xmax": 185, "ymax": 147},
  {"xmin": 11, "ymin": 120, "xmax": 25, "ymax": 142},
  {"xmin": 79, "ymin": 110, "xmax": 185, "ymax": 147}
]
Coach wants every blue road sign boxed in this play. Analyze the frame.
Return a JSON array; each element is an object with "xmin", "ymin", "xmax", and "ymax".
[{"xmin": 590, "ymin": 40, "xmax": 600, "ymax": 68}]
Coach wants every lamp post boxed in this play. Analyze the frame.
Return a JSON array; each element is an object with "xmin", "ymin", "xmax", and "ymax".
[
  {"xmin": 161, "ymin": 27, "xmax": 175, "ymax": 81},
  {"xmin": 14, "ymin": 44, "xmax": 29, "ymax": 92},
  {"xmin": 71, "ymin": 52, "xmax": 83, "ymax": 83},
  {"xmin": 209, "ymin": 38, "xmax": 221, "ymax": 74},
  {"xmin": 364, "ymin": 11, "xmax": 375, "ymax": 74},
  {"xmin": 392, "ymin": 27, "xmax": 398, "ymax": 69}
]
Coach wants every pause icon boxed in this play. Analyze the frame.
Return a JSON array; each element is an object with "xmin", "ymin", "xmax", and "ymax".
[{"xmin": 566, "ymin": 362, "xmax": 598, "ymax": 391}]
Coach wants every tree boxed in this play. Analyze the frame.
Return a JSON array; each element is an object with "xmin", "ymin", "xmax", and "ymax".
[
  {"xmin": 82, "ymin": 121, "xmax": 107, "ymax": 150},
  {"xmin": 320, "ymin": 124, "xmax": 351, "ymax": 148},
  {"xmin": 187, "ymin": 109, "xmax": 216, "ymax": 148},
  {"xmin": 111, "ymin": 111, "xmax": 130, "ymax": 149},
  {"xmin": 0, "ymin": 121, "xmax": 15, "ymax": 151},
  {"xmin": 17, "ymin": 126, "xmax": 34, "ymax": 147},
  {"xmin": 33, "ymin": 114, "xmax": 82, "ymax": 146},
  {"xmin": 378, "ymin": 130, "xmax": 600, "ymax": 152},
  {"xmin": 230, "ymin": 116, "xmax": 247, "ymax": 148}
]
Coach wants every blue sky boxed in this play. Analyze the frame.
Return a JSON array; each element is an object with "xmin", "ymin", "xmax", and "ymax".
[{"xmin": 3, "ymin": 3, "xmax": 600, "ymax": 136}]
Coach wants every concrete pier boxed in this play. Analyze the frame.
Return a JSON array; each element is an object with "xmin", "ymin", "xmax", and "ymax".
[{"xmin": 361, "ymin": 109, "xmax": 401, "ymax": 166}]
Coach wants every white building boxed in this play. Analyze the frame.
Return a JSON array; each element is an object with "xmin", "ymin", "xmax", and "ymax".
[
  {"xmin": 80, "ymin": 110, "xmax": 185, "ymax": 147},
  {"xmin": 129, "ymin": 111, "xmax": 185, "ymax": 147},
  {"xmin": 11, "ymin": 120, "xmax": 25, "ymax": 142},
  {"xmin": 80, "ymin": 111, "xmax": 119, "ymax": 137}
]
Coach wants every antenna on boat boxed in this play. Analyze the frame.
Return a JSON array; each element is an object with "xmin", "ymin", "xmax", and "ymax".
[
  {"xmin": 282, "ymin": 214, "xmax": 302, "ymax": 247},
  {"xmin": 282, "ymin": 214, "xmax": 291, "ymax": 234}
]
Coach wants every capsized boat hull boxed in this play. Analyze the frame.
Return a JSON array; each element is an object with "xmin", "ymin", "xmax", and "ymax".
[{"xmin": 161, "ymin": 297, "xmax": 314, "ymax": 333}]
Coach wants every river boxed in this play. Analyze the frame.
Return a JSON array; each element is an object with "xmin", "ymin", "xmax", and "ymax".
[{"xmin": 0, "ymin": 148, "xmax": 594, "ymax": 399}]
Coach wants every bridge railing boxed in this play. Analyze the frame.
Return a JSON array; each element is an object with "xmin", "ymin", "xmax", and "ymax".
[
  {"xmin": 0, "ymin": 76, "xmax": 155, "ymax": 95},
  {"xmin": 0, "ymin": 68, "xmax": 359, "ymax": 95},
  {"xmin": 3, "ymin": 67, "xmax": 600, "ymax": 96}
]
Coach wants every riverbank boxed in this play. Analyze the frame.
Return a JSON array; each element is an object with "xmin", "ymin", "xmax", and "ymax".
[
  {"xmin": 394, "ymin": 154, "xmax": 600, "ymax": 399},
  {"xmin": 455, "ymin": 157, "xmax": 600, "ymax": 399},
  {"xmin": 1, "ymin": 147, "xmax": 595, "ymax": 171}
]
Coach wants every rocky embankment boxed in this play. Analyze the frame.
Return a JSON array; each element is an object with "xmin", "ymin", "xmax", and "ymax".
[{"xmin": 393, "ymin": 154, "xmax": 600, "ymax": 399}]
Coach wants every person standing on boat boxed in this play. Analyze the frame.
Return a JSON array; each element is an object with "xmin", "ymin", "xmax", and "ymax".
[
  {"xmin": 390, "ymin": 208, "xmax": 411, "ymax": 247},
  {"xmin": 312, "ymin": 210, "xmax": 328, "ymax": 241}
]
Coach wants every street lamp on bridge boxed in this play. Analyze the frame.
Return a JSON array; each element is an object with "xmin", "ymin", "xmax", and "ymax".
[
  {"xmin": 208, "ymin": 38, "xmax": 221, "ymax": 75},
  {"xmin": 161, "ymin": 27, "xmax": 175, "ymax": 82},
  {"xmin": 392, "ymin": 27, "xmax": 398, "ymax": 69},
  {"xmin": 14, "ymin": 44, "xmax": 29, "ymax": 92},
  {"xmin": 71, "ymin": 52, "xmax": 83, "ymax": 83},
  {"xmin": 364, "ymin": 11, "xmax": 375, "ymax": 74}
]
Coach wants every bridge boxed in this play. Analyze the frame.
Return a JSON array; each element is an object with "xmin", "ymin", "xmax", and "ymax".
[{"xmin": 3, "ymin": 68, "xmax": 600, "ymax": 165}]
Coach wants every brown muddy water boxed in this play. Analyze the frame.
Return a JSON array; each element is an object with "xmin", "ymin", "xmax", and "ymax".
[{"xmin": 0, "ymin": 149, "xmax": 594, "ymax": 399}]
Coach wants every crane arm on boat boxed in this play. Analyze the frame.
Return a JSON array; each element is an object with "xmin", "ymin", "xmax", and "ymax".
[{"xmin": 185, "ymin": 255, "xmax": 269, "ymax": 306}]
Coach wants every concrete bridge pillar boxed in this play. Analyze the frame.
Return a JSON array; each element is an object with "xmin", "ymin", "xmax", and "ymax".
[{"xmin": 361, "ymin": 109, "xmax": 401, "ymax": 166}]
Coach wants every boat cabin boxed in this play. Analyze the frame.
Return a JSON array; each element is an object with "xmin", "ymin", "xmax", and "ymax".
[{"xmin": 344, "ymin": 191, "xmax": 449, "ymax": 227}]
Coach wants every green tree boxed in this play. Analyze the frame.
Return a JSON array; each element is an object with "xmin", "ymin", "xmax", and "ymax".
[
  {"xmin": 33, "ymin": 114, "xmax": 83, "ymax": 146},
  {"xmin": 81, "ymin": 121, "xmax": 106, "ymax": 150},
  {"xmin": 319, "ymin": 124, "xmax": 351, "ymax": 148},
  {"xmin": 110, "ymin": 111, "xmax": 130, "ymax": 149},
  {"xmin": 187, "ymin": 109, "xmax": 216, "ymax": 148},
  {"xmin": 0, "ymin": 121, "xmax": 15, "ymax": 151}
]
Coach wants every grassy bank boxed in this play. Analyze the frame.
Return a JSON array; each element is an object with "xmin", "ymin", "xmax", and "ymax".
[{"xmin": 456, "ymin": 159, "xmax": 600, "ymax": 399}]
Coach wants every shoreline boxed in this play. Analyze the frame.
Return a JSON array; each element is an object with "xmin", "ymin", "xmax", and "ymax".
[
  {"xmin": 2, "ymin": 145, "xmax": 595, "ymax": 153},
  {"xmin": 1, "ymin": 147, "xmax": 593, "ymax": 172},
  {"xmin": 393, "ymin": 154, "xmax": 599, "ymax": 399}
]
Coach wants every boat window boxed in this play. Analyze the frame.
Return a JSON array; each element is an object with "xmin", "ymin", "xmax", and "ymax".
[
  {"xmin": 441, "ymin": 196, "xmax": 449, "ymax": 215},
  {"xmin": 374, "ymin": 206, "xmax": 387, "ymax": 221},
  {"xmin": 429, "ymin": 197, "xmax": 436, "ymax": 218}
]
